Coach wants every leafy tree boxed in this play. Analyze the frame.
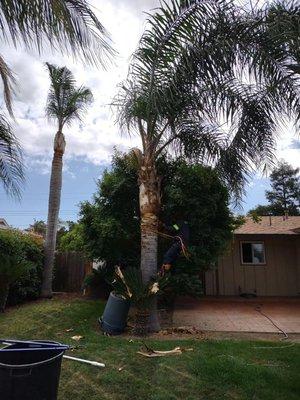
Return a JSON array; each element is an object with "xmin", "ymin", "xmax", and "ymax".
[
  {"xmin": 77, "ymin": 152, "xmax": 235, "ymax": 299},
  {"xmin": 248, "ymin": 205, "xmax": 273, "ymax": 217},
  {"xmin": 80, "ymin": 152, "xmax": 140, "ymax": 269},
  {"xmin": 266, "ymin": 162, "xmax": 300, "ymax": 215},
  {"xmin": 248, "ymin": 162, "xmax": 300, "ymax": 216},
  {"xmin": 0, "ymin": 0, "xmax": 113, "ymax": 196},
  {"xmin": 26, "ymin": 220, "xmax": 47, "ymax": 237},
  {"xmin": 58, "ymin": 223, "xmax": 86, "ymax": 253},
  {"xmin": 116, "ymin": 0, "xmax": 300, "ymax": 329},
  {"xmin": 56, "ymin": 220, "xmax": 77, "ymax": 250},
  {"xmin": 41, "ymin": 64, "xmax": 93, "ymax": 298}
]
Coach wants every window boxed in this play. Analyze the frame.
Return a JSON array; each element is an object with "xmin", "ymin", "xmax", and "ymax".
[{"xmin": 240, "ymin": 242, "xmax": 266, "ymax": 265}]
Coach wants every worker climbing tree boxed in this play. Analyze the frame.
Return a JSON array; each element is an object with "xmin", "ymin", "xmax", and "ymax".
[{"xmin": 160, "ymin": 219, "xmax": 190, "ymax": 275}]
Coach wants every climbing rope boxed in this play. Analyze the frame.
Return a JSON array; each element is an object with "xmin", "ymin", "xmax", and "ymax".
[{"xmin": 143, "ymin": 227, "xmax": 191, "ymax": 260}]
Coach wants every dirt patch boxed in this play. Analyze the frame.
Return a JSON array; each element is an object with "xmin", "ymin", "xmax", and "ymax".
[{"xmin": 112, "ymin": 327, "xmax": 300, "ymax": 342}]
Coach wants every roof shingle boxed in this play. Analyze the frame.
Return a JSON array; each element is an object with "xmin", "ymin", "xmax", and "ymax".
[{"xmin": 235, "ymin": 216, "xmax": 300, "ymax": 235}]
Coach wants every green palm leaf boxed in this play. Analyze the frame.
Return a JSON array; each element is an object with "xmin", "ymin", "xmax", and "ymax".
[
  {"xmin": 0, "ymin": 115, "xmax": 24, "ymax": 197},
  {"xmin": 0, "ymin": 0, "xmax": 114, "ymax": 65},
  {"xmin": 46, "ymin": 62, "xmax": 93, "ymax": 130}
]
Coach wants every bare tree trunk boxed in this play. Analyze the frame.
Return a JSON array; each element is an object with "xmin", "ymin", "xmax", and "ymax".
[
  {"xmin": 41, "ymin": 131, "xmax": 65, "ymax": 298},
  {"xmin": 139, "ymin": 156, "xmax": 161, "ymax": 331}
]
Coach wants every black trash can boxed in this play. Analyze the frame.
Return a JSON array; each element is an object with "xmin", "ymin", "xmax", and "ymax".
[
  {"xmin": 99, "ymin": 291, "xmax": 130, "ymax": 335},
  {"xmin": 0, "ymin": 340, "xmax": 68, "ymax": 400}
]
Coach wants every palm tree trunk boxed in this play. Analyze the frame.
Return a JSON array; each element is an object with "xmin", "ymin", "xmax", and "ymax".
[
  {"xmin": 139, "ymin": 156, "xmax": 161, "ymax": 331},
  {"xmin": 41, "ymin": 131, "xmax": 66, "ymax": 298}
]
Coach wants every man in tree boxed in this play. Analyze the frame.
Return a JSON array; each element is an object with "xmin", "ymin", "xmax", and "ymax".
[
  {"xmin": 160, "ymin": 219, "xmax": 190, "ymax": 275},
  {"xmin": 249, "ymin": 161, "xmax": 300, "ymax": 216}
]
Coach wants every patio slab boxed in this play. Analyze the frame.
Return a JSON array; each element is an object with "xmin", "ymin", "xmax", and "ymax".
[{"xmin": 173, "ymin": 296, "xmax": 300, "ymax": 333}]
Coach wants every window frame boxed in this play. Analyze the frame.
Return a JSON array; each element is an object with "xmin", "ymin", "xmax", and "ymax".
[{"xmin": 240, "ymin": 241, "xmax": 266, "ymax": 266}]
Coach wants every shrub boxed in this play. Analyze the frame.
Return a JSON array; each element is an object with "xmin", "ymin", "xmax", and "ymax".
[{"xmin": 0, "ymin": 229, "xmax": 44, "ymax": 309}]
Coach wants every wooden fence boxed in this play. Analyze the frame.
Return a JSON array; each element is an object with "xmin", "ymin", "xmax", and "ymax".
[{"xmin": 53, "ymin": 251, "xmax": 93, "ymax": 292}]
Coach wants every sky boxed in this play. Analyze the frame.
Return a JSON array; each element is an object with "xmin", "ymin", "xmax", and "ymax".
[{"xmin": 0, "ymin": 0, "xmax": 299, "ymax": 229}]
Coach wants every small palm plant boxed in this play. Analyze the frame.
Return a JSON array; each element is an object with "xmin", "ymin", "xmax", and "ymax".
[
  {"xmin": 0, "ymin": 254, "xmax": 32, "ymax": 312},
  {"xmin": 112, "ymin": 267, "xmax": 169, "ymax": 335},
  {"xmin": 41, "ymin": 63, "xmax": 93, "ymax": 298}
]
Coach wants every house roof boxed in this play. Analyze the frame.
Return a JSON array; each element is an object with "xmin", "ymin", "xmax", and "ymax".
[
  {"xmin": 235, "ymin": 216, "xmax": 300, "ymax": 235},
  {"xmin": 0, "ymin": 218, "xmax": 9, "ymax": 229}
]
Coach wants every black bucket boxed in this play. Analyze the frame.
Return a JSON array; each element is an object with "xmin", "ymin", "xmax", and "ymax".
[
  {"xmin": 100, "ymin": 291, "xmax": 130, "ymax": 335},
  {"xmin": 0, "ymin": 340, "xmax": 68, "ymax": 400}
]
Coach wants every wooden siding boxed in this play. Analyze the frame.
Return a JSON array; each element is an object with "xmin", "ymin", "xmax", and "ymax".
[{"xmin": 205, "ymin": 235, "xmax": 300, "ymax": 296}]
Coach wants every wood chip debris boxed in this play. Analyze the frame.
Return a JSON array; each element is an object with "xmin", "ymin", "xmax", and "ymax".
[
  {"xmin": 71, "ymin": 335, "xmax": 84, "ymax": 341},
  {"xmin": 137, "ymin": 345, "xmax": 193, "ymax": 358},
  {"xmin": 160, "ymin": 326, "xmax": 203, "ymax": 335}
]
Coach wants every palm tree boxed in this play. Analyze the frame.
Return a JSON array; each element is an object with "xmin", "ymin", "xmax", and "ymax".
[
  {"xmin": 0, "ymin": 0, "xmax": 113, "ymax": 196},
  {"xmin": 116, "ymin": 0, "xmax": 300, "ymax": 330},
  {"xmin": 41, "ymin": 63, "xmax": 93, "ymax": 298}
]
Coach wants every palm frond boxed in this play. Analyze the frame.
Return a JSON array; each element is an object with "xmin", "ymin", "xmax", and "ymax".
[
  {"xmin": 0, "ymin": 114, "xmax": 24, "ymax": 197},
  {"xmin": 63, "ymin": 86, "xmax": 93, "ymax": 126},
  {"xmin": 46, "ymin": 62, "xmax": 93, "ymax": 129},
  {"xmin": 0, "ymin": 0, "xmax": 114, "ymax": 66},
  {"xmin": 0, "ymin": 54, "xmax": 15, "ymax": 116},
  {"xmin": 117, "ymin": 0, "xmax": 300, "ymax": 200}
]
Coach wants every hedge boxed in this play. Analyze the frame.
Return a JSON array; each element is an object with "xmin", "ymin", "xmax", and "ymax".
[{"xmin": 0, "ymin": 229, "xmax": 44, "ymax": 307}]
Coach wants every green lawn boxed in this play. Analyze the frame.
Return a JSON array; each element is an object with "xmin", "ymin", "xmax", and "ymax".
[{"xmin": 0, "ymin": 298, "xmax": 299, "ymax": 400}]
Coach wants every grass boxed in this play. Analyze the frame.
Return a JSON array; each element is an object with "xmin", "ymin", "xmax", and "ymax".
[{"xmin": 0, "ymin": 297, "xmax": 299, "ymax": 400}]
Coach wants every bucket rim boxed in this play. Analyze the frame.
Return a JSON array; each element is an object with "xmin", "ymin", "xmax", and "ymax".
[
  {"xmin": 0, "ymin": 349, "xmax": 64, "ymax": 369},
  {"xmin": 0, "ymin": 340, "xmax": 65, "ymax": 369}
]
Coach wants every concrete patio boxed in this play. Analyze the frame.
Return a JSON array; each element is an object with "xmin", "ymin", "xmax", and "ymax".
[{"xmin": 174, "ymin": 296, "xmax": 300, "ymax": 334}]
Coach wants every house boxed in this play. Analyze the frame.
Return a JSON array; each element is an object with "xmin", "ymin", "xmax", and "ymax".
[
  {"xmin": 205, "ymin": 216, "xmax": 300, "ymax": 297},
  {"xmin": 0, "ymin": 218, "xmax": 10, "ymax": 230}
]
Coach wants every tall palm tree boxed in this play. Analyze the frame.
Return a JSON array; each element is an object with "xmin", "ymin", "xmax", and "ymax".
[
  {"xmin": 0, "ymin": 0, "xmax": 113, "ymax": 196},
  {"xmin": 117, "ymin": 0, "xmax": 300, "ymax": 330},
  {"xmin": 41, "ymin": 63, "xmax": 93, "ymax": 298}
]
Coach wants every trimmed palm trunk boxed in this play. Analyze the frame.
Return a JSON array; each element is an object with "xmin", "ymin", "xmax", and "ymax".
[
  {"xmin": 41, "ymin": 131, "xmax": 66, "ymax": 298},
  {"xmin": 139, "ymin": 155, "xmax": 161, "ymax": 331}
]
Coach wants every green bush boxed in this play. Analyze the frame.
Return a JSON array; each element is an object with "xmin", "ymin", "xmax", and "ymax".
[{"xmin": 0, "ymin": 229, "xmax": 44, "ymax": 309}]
